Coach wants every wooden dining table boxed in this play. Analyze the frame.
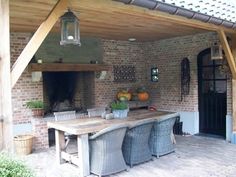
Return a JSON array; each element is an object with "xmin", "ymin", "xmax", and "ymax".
[{"xmin": 47, "ymin": 110, "xmax": 179, "ymax": 177}]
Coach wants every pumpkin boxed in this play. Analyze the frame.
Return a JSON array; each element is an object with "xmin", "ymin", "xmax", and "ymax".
[
  {"xmin": 138, "ymin": 92, "xmax": 149, "ymax": 101},
  {"xmin": 117, "ymin": 91, "xmax": 132, "ymax": 101}
]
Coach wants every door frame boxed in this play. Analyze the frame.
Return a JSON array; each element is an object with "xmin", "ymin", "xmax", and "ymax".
[{"xmin": 197, "ymin": 48, "xmax": 227, "ymax": 137}]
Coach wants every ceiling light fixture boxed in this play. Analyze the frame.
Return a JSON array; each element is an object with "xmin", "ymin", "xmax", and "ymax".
[
  {"xmin": 60, "ymin": 9, "xmax": 81, "ymax": 46},
  {"xmin": 128, "ymin": 38, "xmax": 136, "ymax": 42}
]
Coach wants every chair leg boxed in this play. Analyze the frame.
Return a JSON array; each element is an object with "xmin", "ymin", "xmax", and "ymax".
[{"xmin": 65, "ymin": 138, "xmax": 70, "ymax": 150}]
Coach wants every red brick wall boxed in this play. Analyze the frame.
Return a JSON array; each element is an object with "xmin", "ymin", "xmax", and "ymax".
[
  {"xmin": 11, "ymin": 33, "xmax": 43, "ymax": 124},
  {"xmin": 10, "ymin": 32, "xmax": 233, "ymax": 150},
  {"xmin": 94, "ymin": 40, "xmax": 149, "ymax": 107},
  {"xmin": 145, "ymin": 32, "xmax": 232, "ymax": 113}
]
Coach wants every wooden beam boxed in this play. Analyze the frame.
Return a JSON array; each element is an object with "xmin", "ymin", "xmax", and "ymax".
[
  {"xmin": 0, "ymin": 0, "xmax": 13, "ymax": 152},
  {"xmin": 231, "ymin": 35, "xmax": 236, "ymax": 132},
  {"xmin": 28, "ymin": 63, "xmax": 111, "ymax": 72},
  {"xmin": 10, "ymin": 0, "xmax": 68, "ymax": 87},
  {"xmin": 218, "ymin": 30, "xmax": 236, "ymax": 79}
]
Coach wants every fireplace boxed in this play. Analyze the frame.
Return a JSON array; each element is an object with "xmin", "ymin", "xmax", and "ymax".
[{"xmin": 43, "ymin": 71, "xmax": 95, "ymax": 115}]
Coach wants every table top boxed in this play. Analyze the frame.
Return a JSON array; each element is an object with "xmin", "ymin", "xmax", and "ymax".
[{"xmin": 47, "ymin": 110, "xmax": 179, "ymax": 135}]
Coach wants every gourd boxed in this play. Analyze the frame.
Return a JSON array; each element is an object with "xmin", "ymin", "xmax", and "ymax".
[
  {"xmin": 138, "ymin": 92, "xmax": 149, "ymax": 101},
  {"xmin": 117, "ymin": 90, "xmax": 132, "ymax": 101},
  {"xmin": 137, "ymin": 87, "xmax": 149, "ymax": 101}
]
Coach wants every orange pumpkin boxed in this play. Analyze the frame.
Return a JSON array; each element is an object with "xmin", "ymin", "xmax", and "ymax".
[
  {"xmin": 138, "ymin": 92, "xmax": 149, "ymax": 101},
  {"xmin": 117, "ymin": 92, "xmax": 132, "ymax": 101}
]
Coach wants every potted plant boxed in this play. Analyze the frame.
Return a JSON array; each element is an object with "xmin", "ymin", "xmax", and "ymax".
[
  {"xmin": 25, "ymin": 100, "xmax": 44, "ymax": 117},
  {"xmin": 111, "ymin": 101, "xmax": 129, "ymax": 119}
]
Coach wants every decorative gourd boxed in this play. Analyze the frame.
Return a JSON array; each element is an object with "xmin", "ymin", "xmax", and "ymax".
[
  {"xmin": 137, "ymin": 87, "xmax": 149, "ymax": 101},
  {"xmin": 117, "ymin": 90, "xmax": 132, "ymax": 101},
  {"xmin": 138, "ymin": 92, "xmax": 149, "ymax": 101}
]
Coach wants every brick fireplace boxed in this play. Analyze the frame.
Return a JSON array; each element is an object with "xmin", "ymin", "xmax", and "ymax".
[{"xmin": 43, "ymin": 71, "xmax": 95, "ymax": 115}]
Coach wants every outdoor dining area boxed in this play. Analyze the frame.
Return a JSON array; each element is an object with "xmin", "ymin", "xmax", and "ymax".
[{"xmin": 47, "ymin": 109, "xmax": 179, "ymax": 177}]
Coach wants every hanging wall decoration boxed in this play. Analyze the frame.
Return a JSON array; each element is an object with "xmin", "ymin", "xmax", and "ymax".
[
  {"xmin": 181, "ymin": 58, "xmax": 190, "ymax": 101},
  {"xmin": 113, "ymin": 65, "xmax": 136, "ymax": 82}
]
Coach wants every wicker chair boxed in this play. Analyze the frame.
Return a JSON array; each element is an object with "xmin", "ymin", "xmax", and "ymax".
[
  {"xmin": 54, "ymin": 111, "xmax": 76, "ymax": 149},
  {"xmin": 122, "ymin": 120, "xmax": 154, "ymax": 167},
  {"xmin": 149, "ymin": 116, "xmax": 177, "ymax": 158},
  {"xmin": 89, "ymin": 124, "xmax": 128, "ymax": 177}
]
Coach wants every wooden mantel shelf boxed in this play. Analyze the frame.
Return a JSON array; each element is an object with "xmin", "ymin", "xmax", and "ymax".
[{"xmin": 28, "ymin": 63, "xmax": 111, "ymax": 72}]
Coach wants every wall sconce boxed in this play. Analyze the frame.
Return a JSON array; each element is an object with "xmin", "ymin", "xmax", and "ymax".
[
  {"xmin": 151, "ymin": 67, "xmax": 158, "ymax": 82},
  {"xmin": 211, "ymin": 43, "xmax": 223, "ymax": 60},
  {"xmin": 60, "ymin": 9, "xmax": 81, "ymax": 46}
]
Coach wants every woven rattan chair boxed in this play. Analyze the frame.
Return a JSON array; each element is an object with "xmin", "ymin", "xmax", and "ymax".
[
  {"xmin": 149, "ymin": 116, "xmax": 177, "ymax": 158},
  {"xmin": 122, "ymin": 120, "xmax": 154, "ymax": 167},
  {"xmin": 89, "ymin": 124, "xmax": 128, "ymax": 177},
  {"xmin": 54, "ymin": 111, "xmax": 76, "ymax": 149}
]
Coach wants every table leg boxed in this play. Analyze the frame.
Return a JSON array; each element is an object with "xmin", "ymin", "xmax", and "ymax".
[
  {"xmin": 77, "ymin": 134, "xmax": 90, "ymax": 177},
  {"xmin": 55, "ymin": 130, "xmax": 65, "ymax": 164}
]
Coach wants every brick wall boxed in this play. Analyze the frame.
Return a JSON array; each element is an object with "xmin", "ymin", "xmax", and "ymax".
[
  {"xmin": 11, "ymin": 33, "xmax": 43, "ymax": 124},
  {"xmin": 144, "ymin": 32, "xmax": 232, "ymax": 113},
  {"xmin": 94, "ymin": 40, "xmax": 148, "ymax": 107},
  {"xmin": 10, "ymin": 32, "xmax": 233, "ymax": 150}
]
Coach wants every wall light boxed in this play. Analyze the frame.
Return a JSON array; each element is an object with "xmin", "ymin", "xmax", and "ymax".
[
  {"xmin": 60, "ymin": 9, "xmax": 81, "ymax": 46},
  {"xmin": 211, "ymin": 43, "xmax": 223, "ymax": 60},
  {"xmin": 151, "ymin": 67, "xmax": 158, "ymax": 82}
]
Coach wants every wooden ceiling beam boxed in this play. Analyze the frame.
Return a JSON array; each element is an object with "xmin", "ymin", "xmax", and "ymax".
[
  {"xmin": 218, "ymin": 30, "xmax": 236, "ymax": 79},
  {"xmin": 10, "ymin": 0, "xmax": 68, "ymax": 88},
  {"xmin": 74, "ymin": 0, "xmax": 236, "ymax": 34}
]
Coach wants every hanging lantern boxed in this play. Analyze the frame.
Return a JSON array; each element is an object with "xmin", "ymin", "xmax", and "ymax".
[
  {"xmin": 60, "ymin": 10, "xmax": 81, "ymax": 46},
  {"xmin": 211, "ymin": 42, "xmax": 223, "ymax": 60}
]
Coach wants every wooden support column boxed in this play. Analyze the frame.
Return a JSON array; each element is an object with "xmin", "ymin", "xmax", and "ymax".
[
  {"xmin": 218, "ymin": 30, "xmax": 236, "ymax": 141},
  {"xmin": 218, "ymin": 30, "xmax": 236, "ymax": 79},
  {"xmin": 0, "ymin": 0, "xmax": 13, "ymax": 151},
  {"xmin": 11, "ymin": 0, "xmax": 68, "ymax": 87},
  {"xmin": 231, "ymin": 36, "xmax": 236, "ymax": 133}
]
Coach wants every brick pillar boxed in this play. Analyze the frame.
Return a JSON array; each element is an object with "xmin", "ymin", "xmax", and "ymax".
[{"xmin": 31, "ymin": 118, "xmax": 49, "ymax": 150}]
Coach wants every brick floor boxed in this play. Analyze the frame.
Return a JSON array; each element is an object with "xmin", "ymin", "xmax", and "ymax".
[{"xmin": 20, "ymin": 135, "xmax": 236, "ymax": 177}]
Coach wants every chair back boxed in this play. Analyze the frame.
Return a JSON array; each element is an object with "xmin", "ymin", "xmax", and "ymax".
[
  {"xmin": 89, "ymin": 124, "xmax": 128, "ymax": 140},
  {"xmin": 87, "ymin": 107, "xmax": 106, "ymax": 117},
  {"xmin": 54, "ymin": 111, "xmax": 76, "ymax": 121}
]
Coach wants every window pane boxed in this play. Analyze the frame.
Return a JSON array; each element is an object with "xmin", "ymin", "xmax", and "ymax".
[
  {"xmin": 215, "ymin": 81, "xmax": 226, "ymax": 93},
  {"xmin": 202, "ymin": 67, "xmax": 213, "ymax": 79},
  {"xmin": 202, "ymin": 54, "xmax": 213, "ymax": 66},
  {"xmin": 215, "ymin": 66, "xmax": 227, "ymax": 79},
  {"xmin": 202, "ymin": 81, "xmax": 214, "ymax": 93}
]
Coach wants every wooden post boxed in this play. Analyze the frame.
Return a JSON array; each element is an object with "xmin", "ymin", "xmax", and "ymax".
[
  {"xmin": 11, "ymin": 0, "xmax": 68, "ymax": 87},
  {"xmin": 231, "ymin": 36, "xmax": 236, "ymax": 135},
  {"xmin": 0, "ymin": 0, "xmax": 13, "ymax": 151},
  {"xmin": 77, "ymin": 134, "xmax": 90, "ymax": 177},
  {"xmin": 55, "ymin": 130, "xmax": 66, "ymax": 164}
]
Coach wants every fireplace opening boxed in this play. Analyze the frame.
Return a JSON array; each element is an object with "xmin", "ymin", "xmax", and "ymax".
[{"xmin": 43, "ymin": 71, "xmax": 95, "ymax": 115}]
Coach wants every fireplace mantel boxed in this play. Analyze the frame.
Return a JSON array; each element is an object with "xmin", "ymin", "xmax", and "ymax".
[{"xmin": 28, "ymin": 63, "xmax": 111, "ymax": 72}]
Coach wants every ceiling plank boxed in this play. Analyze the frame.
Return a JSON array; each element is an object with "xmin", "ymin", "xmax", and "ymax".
[
  {"xmin": 218, "ymin": 30, "xmax": 236, "ymax": 79},
  {"xmin": 11, "ymin": 0, "xmax": 68, "ymax": 88}
]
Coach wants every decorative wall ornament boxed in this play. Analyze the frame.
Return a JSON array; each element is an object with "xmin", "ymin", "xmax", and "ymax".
[
  {"xmin": 113, "ymin": 65, "xmax": 136, "ymax": 82},
  {"xmin": 181, "ymin": 58, "xmax": 190, "ymax": 101}
]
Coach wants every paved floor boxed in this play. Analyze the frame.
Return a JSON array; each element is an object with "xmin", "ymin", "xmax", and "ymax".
[{"xmin": 20, "ymin": 135, "xmax": 236, "ymax": 177}]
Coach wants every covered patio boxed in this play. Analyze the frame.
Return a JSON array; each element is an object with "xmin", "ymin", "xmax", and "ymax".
[
  {"xmin": 1, "ymin": 0, "xmax": 236, "ymax": 176},
  {"xmin": 21, "ymin": 135, "xmax": 236, "ymax": 177}
]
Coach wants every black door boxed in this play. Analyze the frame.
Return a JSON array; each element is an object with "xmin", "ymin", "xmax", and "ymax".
[{"xmin": 198, "ymin": 48, "xmax": 227, "ymax": 137}]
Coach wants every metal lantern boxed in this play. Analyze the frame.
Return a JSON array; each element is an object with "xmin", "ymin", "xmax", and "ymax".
[
  {"xmin": 211, "ymin": 43, "xmax": 223, "ymax": 60},
  {"xmin": 151, "ymin": 67, "xmax": 158, "ymax": 82},
  {"xmin": 60, "ymin": 10, "xmax": 81, "ymax": 46}
]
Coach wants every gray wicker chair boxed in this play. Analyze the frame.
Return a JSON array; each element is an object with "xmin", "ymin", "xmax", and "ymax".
[
  {"xmin": 89, "ymin": 124, "xmax": 128, "ymax": 177},
  {"xmin": 122, "ymin": 120, "xmax": 154, "ymax": 167},
  {"xmin": 149, "ymin": 116, "xmax": 177, "ymax": 158},
  {"xmin": 54, "ymin": 111, "xmax": 76, "ymax": 149}
]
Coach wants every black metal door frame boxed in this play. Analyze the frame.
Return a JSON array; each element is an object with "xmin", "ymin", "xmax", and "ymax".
[{"xmin": 197, "ymin": 48, "xmax": 227, "ymax": 137}]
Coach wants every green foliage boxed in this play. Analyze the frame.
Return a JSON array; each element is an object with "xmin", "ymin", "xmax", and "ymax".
[
  {"xmin": 25, "ymin": 100, "xmax": 44, "ymax": 109},
  {"xmin": 0, "ymin": 153, "xmax": 35, "ymax": 177},
  {"xmin": 111, "ymin": 101, "xmax": 128, "ymax": 110}
]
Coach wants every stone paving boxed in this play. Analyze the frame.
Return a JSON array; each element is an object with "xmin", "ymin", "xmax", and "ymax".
[{"xmin": 20, "ymin": 135, "xmax": 236, "ymax": 177}]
